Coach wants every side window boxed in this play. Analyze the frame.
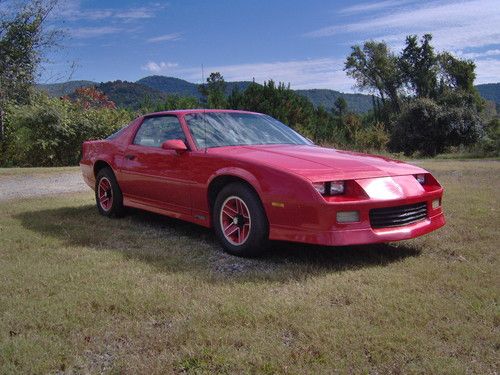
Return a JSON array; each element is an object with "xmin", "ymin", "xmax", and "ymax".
[{"xmin": 133, "ymin": 116, "xmax": 185, "ymax": 147}]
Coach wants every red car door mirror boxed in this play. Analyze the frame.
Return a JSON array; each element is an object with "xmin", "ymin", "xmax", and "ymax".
[{"xmin": 161, "ymin": 139, "xmax": 188, "ymax": 154}]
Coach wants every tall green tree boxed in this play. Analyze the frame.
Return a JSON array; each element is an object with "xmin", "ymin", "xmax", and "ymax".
[
  {"xmin": 199, "ymin": 72, "xmax": 227, "ymax": 109},
  {"xmin": 438, "ymin": 52, "xmax": 476, "ymax": 94},
  {"xmin": 333, "ymin": 97, "xmax": 347, "ymax": 117},
  {"xmin": 0, "ymin": 0, "xmax": 60, "ymax": 140},
  {"xmin": 344, "ymin": 41, "xmax": 402, "ymax": 111},
  {"xmin": 345, "ymin": 34, "xmax": 485, "ymax": 155},
  {"xmin": 234, "ymin": 80, "xmax": 315, "ymax": 134},
  {"xmin": 399, "ymin": 34, "xmax": 439, "ymax": 98}
]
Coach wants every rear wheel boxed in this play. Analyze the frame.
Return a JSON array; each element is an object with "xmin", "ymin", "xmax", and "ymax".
[
  {"xmin": 95, "ymin": 167, "xmax": 125, "ymax": 217},
  {"xmin": 213, "ymin": 182, "xmax": 268, "ymax": 257}
]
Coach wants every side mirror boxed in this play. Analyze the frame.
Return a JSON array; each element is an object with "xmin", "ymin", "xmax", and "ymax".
[{"xmin": 161, "ymin": 139, "xmax": 187, "ymax": 154}]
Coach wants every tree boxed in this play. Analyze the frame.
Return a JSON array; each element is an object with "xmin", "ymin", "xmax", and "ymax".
[
  {"xmin": 71, "ymin": 87, "xmax": 116, "ymax": 109},
  {"xmin": 199, "ymin": 72, "xmax": 227, "ymax": 109},
  {"xmin": 344, "ymin": 41, "xmax": 402, "ymax": 111},
  {"xmin": 227, "ymin": 86, "xmax": 243, "ymax": 109},
  {"xmin": 399, "ymin": 34, "xmax": 439, "ymax": 98},
  {"xmin": 0, "ymin": 0, "xmax": 60, "ymax": 140},
  {"xmin": 345, "ymin": 34, "xmax": 486, "ymax": 155},
  {"xmin": 438, "ymin": 52, "xmax": 476, "ymax": 94},
  {"xmin": 234, "ymin": 80, "xmax": 315, "ymax": 134},
  {"xmin": 333, "ymin": 97, "xmax": 347, "ymax": 117}
]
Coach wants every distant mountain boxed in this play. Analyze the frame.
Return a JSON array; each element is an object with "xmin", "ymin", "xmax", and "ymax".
[
  {"xmin": 136, "ymin": 76, "xmax": 200, "ymax": 97},
  {"xmin": 37, "ymin": 77, "xmax": 500, "ymax": 114},
  {"xmin": 136, "ymin": 77, "xmax": 374, "ymax": 113},
  {"xmin": 37, "ymin": 80, "xmax": 96, "ymax": 97},
  {"xmin": 136, "ymin": 75, "xmax": 253, "ymax": 97},
  {"xmin": 94, "ymin": 81, "xmax": 166, "ymax": 109},
  {"xmin": 296, "ymin": 89, "xmax": 374, "ymax": 113},
  {"xmin": 225, "ymin": 81, "xmax": 254, "ymax": 95},
  {"xmin": 299, "ymin": 84, "xmax": 500, "ymax": 114},
  {"xmin": 475, "ymin": 83, "xmax": 500, "ymax": 103}
]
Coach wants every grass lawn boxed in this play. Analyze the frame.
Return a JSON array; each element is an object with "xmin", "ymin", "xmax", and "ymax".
[
  {"xmin": 0, "ymin": 166, "xmax": 80, "ymax": 177},
  {"xmin": 0, "ymin": 160, "xmax": 498, "ymax": 374}
]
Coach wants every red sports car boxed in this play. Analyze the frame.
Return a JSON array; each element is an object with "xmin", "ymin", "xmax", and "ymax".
[{"xmin": 80, "ymin": 109, "xmax": 445, "ymax": 256}]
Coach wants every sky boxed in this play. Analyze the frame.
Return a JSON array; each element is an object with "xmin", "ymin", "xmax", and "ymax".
[{"xmin": 40, "ymin": 0, "xmax": 500, "ymax": 92}]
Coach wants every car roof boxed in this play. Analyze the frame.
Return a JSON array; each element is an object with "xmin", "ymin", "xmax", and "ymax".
[{"xmin": 145, "ymin": 109, "xmax": 263, "ymax": 117}]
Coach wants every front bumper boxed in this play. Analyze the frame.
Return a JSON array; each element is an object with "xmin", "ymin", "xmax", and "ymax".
[
  {"xmin": 268, "ymin": 183, "xmax": 445, "ymax": 246},
  {"xmin": 270, "ymin": 209, "xmax": 444, "ymax": 246}
]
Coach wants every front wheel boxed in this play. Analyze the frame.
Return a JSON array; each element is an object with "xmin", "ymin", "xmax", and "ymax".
[
  {"xmin": 213, "ymin": 182, "xmax": 269, "ymax": 257},
  {"xmin": 95, "ymin": 167, "xmax": 125, "ymax": 217}
]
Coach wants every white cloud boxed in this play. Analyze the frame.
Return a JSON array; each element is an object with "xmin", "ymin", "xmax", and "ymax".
[
  {"xmin": 474, "ymin": 59, "xmax": 500, "ymax": 84},
  {"xmin": 304, "ymin": 0, "xmax": 500, "ymax": 84},
  {"xmin": 177, "ymin": 58, "xmax": 356, "ymax": 91},
  {"xmin": 338, "ymin": 0, "xmax": 413, "ymax": 14},
  {"xmin": 55, "ymin": 0, "xmax": 163, "ymax": 21},
  {"xmin": 461, "ymin": 49, "xmax": 500, "ymax": 59},
  {"xmin": 306, "ymin": 0, "xmax": 500, "ymax": 55},
  {"xmin": 71, "ymin": 9, "xmax": 113, "ymax": 20},
  {"xmin": 148, "ymin": 54, "xmax": 498, "ymax": 93},
  {"xmin": 70, "ymin": 27, "xmax": 122, "ymax": 39},
  {"xmin": 147, "ymin": 33, "xmax": 182, "ymax": 43},
  {"xmin": 308, "ymin": 0, "xmax": 499, "ymax": 38},
  {"xmin": 141, "ymin": 61, "xmax": 179, "ymax": 74},
  {"xmin": 115, "ymin": 7, "xmax": 156, "ymax": 20}
]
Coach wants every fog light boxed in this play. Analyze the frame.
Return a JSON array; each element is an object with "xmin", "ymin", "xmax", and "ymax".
[
  {"xmin": 432, "ymin": 198, "xmax": 441, "ymax": 209},
  {"xmin": 337, "ymin": 211, "xmax": 360, "ymax": 223}
]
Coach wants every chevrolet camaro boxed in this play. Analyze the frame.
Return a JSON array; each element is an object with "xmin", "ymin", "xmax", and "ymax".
[{"xmin": 80, "ymin": 109, "xmax": 445, "ymax": 256}]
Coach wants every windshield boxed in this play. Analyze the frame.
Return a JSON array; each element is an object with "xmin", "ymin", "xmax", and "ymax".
[{"xmin": 184, "ymin": 112, "xmax": 312, "ymax": 149}]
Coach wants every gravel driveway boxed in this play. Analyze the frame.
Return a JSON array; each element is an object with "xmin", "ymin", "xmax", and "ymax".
[{"xmin": 0, "ymin": 171, "xmax": 89, "ymax": 201}]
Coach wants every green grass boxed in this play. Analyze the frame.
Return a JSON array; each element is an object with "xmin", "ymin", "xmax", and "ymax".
[
  {"xmin": 0, "ymin": 160, "xmax": 498, "ymax": 374},
  {"xmin": 0, "ymin": 166, "xmax": 79, "ymax": 177}
]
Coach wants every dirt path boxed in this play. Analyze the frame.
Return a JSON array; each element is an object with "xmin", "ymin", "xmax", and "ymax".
[{"xmin": 0, "ymin": 171, "xmax": 89, "ymax": 201}]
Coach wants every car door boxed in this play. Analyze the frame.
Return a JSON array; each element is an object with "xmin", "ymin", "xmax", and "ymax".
[{"xmin": 119, "ymin": 115, "xmax": 192, "ymax": 216}]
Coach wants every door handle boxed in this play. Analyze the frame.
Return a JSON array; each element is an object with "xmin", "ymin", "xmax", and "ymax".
[{"xmin": 125, "ymin": 154, "xmax": 136, "ymax": 160}]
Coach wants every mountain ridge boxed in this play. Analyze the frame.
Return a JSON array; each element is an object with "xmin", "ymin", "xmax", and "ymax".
[{"xmin": 37, "ymin": 77, "xmax": 500, "ymax": 114}]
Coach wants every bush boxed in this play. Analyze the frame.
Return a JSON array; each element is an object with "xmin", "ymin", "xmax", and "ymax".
[
  {"xmin": 390, "ymin": 97, "xmax": 483, "ymax": 156},
  {"xmin": 2, "ymin": 93, "xmax": 134, "ymax": 167},
  {"xmin": 472, "ymin": 118, "xmax": 500, "ymax": 156},
  {"xmin": 354, "ymin": 122, "xmax": 390, "ymax": 151}
]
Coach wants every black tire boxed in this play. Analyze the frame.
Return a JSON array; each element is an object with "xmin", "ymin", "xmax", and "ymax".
[
  {"xmin": 213, "ymin": 182, "xmax": 269, "ymax": 257},
  {"xmin": 95, "ymin": 167, "xmax": 125, "ymax": 217}
]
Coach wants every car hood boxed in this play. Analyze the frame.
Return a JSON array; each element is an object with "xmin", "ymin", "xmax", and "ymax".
[{"xmin": 208, "ymin": 144, "xmax": 426, "ymax": 181}]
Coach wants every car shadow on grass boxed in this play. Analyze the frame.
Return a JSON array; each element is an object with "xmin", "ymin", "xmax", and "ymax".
[{"xmin": 16, "ymin": 205, "xmax": 421, "ymax": 281}]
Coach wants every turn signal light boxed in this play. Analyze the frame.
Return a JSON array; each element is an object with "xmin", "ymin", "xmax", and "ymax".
[{"xmin": 432, "ymin": 198, "xmax": 441, "ymax": 209}]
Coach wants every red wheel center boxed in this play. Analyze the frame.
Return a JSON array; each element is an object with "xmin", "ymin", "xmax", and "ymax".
[
  {"xmin": 220, "ymin": 196, "xmax": 251, "ymax": 245},
  {"xmin": 98, "ymin": 178, "xmax": 113, "ymax": 211}
]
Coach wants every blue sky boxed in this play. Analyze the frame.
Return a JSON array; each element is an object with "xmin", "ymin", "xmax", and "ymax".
[{"xmin": 42, "ymin": 0, "xmax": 500, "ymax": 92}]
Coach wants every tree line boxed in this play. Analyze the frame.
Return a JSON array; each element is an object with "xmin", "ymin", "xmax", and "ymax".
[{"xmin": 0, "ymin": 1, "xmax": 498, "ymax": 167}]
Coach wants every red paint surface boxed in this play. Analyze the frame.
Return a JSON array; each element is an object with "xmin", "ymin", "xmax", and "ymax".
[{"xmin": 80, "ymin": 110, "xmax": 445, "ymax": 246}]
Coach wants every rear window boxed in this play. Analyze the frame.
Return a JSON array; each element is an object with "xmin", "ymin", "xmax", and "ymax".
[{"xmin": 106, "ymin": 125, "xmax": 128, "ymax": 140}]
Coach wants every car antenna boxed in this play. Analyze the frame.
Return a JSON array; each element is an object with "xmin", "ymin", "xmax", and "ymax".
[{"xmin": 201, "ymin": 64, "xmax": 208, "ymax": 154}]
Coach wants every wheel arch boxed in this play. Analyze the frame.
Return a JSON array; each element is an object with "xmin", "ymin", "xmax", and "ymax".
[
  {"xmin": 207, "ymin": 171, "xmax": 266, "ymax": 219},
  {"xmin": 93, "ymin": 160, "xmax": 114, "ymax": 177}
]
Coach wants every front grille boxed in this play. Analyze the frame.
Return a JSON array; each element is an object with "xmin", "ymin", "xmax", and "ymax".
[{"xmin": 369, "ymin": 202, "xmax": 427, "ymax": 229}]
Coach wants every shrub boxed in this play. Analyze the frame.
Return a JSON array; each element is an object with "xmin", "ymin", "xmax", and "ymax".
[
  {"xmin": 354, "ymin": 122, "xmax": 390, "ymax": 151},
  {"xmin": 2, "ymin": 92, "xmax": 133, "ymax": 167},
  {"xmin": 390, "ymin": 97, "xmax": 483, "ymax": 156},
  {"xmin": 472, "ymin": 118, "xmax": 500, "ymax": 156}
]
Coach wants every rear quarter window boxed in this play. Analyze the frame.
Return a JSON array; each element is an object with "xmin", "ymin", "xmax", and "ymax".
[{"xmin": 106, "ymin": 125, "xmax": 129, "ymax": 140}]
